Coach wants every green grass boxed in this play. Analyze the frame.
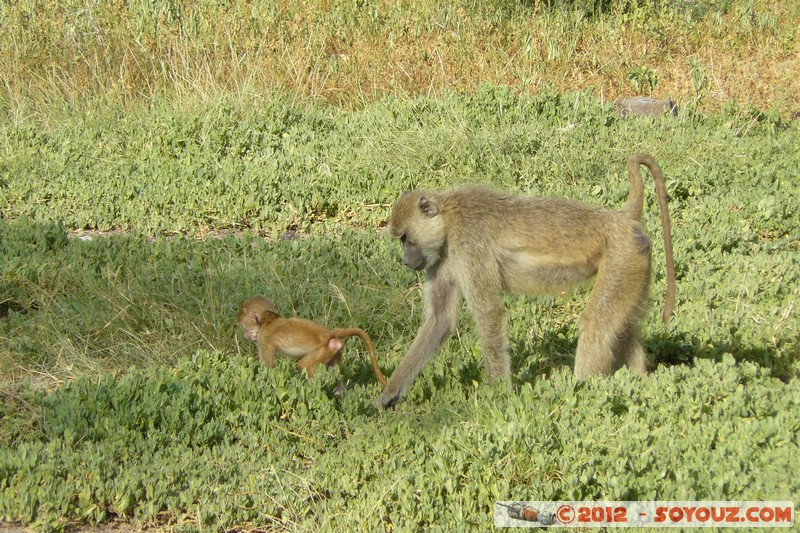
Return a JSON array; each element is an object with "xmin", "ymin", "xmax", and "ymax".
[
  {"xmin": 2, "ymin": 88, "xmax": 798, "ymax": 236},
  {"xmin": 1, "ymin": 351, "xmax": 798, "ymax": 531},
  {"xmin": 1, "ymin": 89, "xmax": 798, "ymax": 531},
  {"xmin": 1, "ymin": 0, "xmax": 799, "ymax": 115},
  {"xmin": 1, "ymin": 0, "xmax": 799, "ymax": 529},
  {"xmin": 2, "ymin": 90, "xmax": 798, "ymax": 381}
]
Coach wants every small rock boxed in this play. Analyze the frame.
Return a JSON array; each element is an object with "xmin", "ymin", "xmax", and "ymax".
[{"xmin": 615, "ymin": 97, "xmax": 678, "ymax": 117}]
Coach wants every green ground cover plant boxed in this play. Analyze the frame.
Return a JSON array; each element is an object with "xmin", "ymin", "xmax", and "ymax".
[
  {"xmin": 1, "ymin": 0, "xmax": 799, "ymax": 530},
  {"xmin": 0, "ymin": 89, "xmax": 798, "ymax": 530},
  {"xmin": 2, "ymin": 87, "xmax": 798, "ymax": 237},
  {"xmin": 1, "ymin": 349, "xmax": 798, "ymax": 531}
]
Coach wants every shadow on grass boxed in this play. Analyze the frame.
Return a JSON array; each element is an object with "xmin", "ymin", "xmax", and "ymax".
[
  {"xmin": 509, "ymin": 331, "xmax": 797, "ymax": 387},
  {"xmin": 647, "ymin": 331, "xmax": 797, "ymax": 382},
  {"xmin": 0, "ymin": 299, "xmax": 29, "ymax": 319}
]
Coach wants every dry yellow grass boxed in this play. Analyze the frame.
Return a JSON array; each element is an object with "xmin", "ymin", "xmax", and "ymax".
[{"xmin": 0, "ymin": 0, "xmax": 798, "ymax": 114}]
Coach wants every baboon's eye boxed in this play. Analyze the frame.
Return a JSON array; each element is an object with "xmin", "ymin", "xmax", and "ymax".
[{"xmin": 400, "ymin": 233, "xmax": 407, "ymax": 243}]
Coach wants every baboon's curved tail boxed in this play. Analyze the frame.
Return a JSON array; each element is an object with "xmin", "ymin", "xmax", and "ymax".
[
  {"xmin": 332, "ymin": 328, "xmax": 387, "ymax": 385},
  {"xmin": 625, "ymin": 153, "xmax": 676, "ymax": 323}
]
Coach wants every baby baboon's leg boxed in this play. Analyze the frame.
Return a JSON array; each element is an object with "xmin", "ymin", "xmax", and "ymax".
[
  {"xmin": 324, "ymin": 351, "xmax": 343, "ymax": 368},
  {"xmin": 574, "ymin": 252, "xmax": 651, "ymax": 378},
  {"xmin": 297, "ymin": 346, "xmax": 338, "ymax": 377}
]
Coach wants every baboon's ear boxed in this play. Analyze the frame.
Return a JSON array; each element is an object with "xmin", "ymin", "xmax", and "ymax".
[
  {"xmin": 244, "ymin": 307, "xmax": 260, "ymax": 323},
  {"xmin": 418, "ymin": 196, "xmax": 439, "ymax": 217}
]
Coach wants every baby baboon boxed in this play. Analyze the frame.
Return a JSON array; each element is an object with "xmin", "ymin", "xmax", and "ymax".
[
  {"xmin": 375, "ymin": 153, "xmax": 675, "ymax": 408},
  {"xmin": 238, "ymin": 296, "xmax": 387, "ymax": 385}
]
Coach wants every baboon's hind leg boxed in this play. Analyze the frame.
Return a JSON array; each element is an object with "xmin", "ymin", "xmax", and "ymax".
[
  {"xmin": 297, "ymin": 346, "xmax": 338, "ymax": 377},
  {"xmin": 617, "ymin": 322, "xmax": 648, "ymax": 375},
  {"xmin": 574, "ymin": 253, "xmax": 650, "ymax": 379}
]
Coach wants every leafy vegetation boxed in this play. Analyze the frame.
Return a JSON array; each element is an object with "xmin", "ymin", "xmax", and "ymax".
[
  {"xmin": 1, "ymin": 351, "xmax": 798, "ymax": 531},
  {"xmin": 2, "ymin": 89, "xmax": 798, "ymax": 377},
  {"xmin": 2, "ymin": 88, "xmax": 798, "ymax": 236},
  {"xmin": 0, "ymin": 220, "xmax": 406, "ymax": 384},
  {"xmin": 1, "ymin": 0, "xmax": 798, "ymax": 115},
  {"xmin": 0, "ymin": 90, "xmax": 798, "ymax": 529},
  {"xmin": 1, "ymin": 0, "xmax": 799, "ymax": 530}
]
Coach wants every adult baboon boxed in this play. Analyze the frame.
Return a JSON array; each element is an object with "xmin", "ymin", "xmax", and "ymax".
[{"xmin": 375, "ymin": 153, "xmax": 675, "ymax": 408}]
